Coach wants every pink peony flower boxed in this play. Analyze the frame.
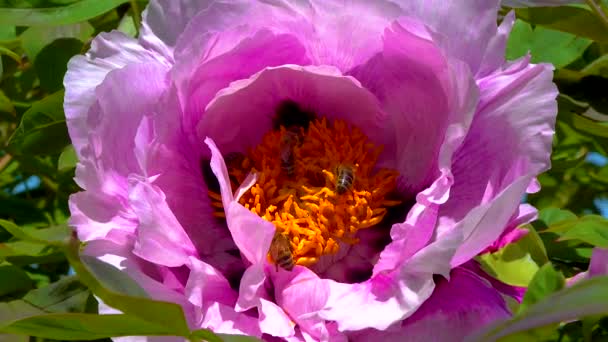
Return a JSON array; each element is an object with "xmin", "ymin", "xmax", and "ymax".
[{"xmin": 65, "ymin": 1, "xmax": 557, "ymax": 341}]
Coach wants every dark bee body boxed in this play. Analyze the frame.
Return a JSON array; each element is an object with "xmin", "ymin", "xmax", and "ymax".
[
  {"xmin": 335, "ymin": 164, "xmax": 355, "ymax": 194},
  {"xmin": 280, "ymin": 131, "xmax": 298, "ymax": 177},
  {"xmin": 269, "ymin": 232, "xmax": 294, "ymax": 271}
]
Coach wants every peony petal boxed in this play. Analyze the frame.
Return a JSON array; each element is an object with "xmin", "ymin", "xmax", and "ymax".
[
  {"xmin": 396, "ymin": 0, "xmax": 503, "ymax": 75},
  {"xmin": 128, "ymin": 176, "xmax": 197, "ymax": 267},
  {"xmin": 235, "ymin": 264, "xmax": 295, "ymax": 337},
  {"xmin": 350, "ymin": 267, "xmax": 510, "ymax": 342},
  {"xmin": 315, "ymin": 225, "xmax": 462, "ymax": 331},
  {"xmin": 178, "ymin": 29, "xmax": 310, "ymax": 138},
  {"xmin": 199, "ymin": 65, "xmax": 387, "ymax": 158},
  {"xmin": 444, "ymin": 59, "xmax": 557, "ymax": 222},
  {"xmin": 589, "ymin": 248, "xmax": 608, "ymax": 277},
  {"xmin": 476, "ymin": 11, "xmax": 516, "ymax": 78},
  {"xmin": 482, "ymin": 203, "xmax": 537, "ymax": 254},
  {"xmin": 205, "ymin": 137, "xmax": 275, "ymax": 265},
  {"xmin": 450, "ymin": 175, "xmax": 532, "ymax": 267},
  {"xmin": 140, "ymin": 0, "xmax": 211, "ymax": 50},
  {"xmin": 69, "ymin": 61, "xmax": 170, "ymax": 245},
  {"xmin": 200, "ymin": 301, "xmax": 262, "ymax": 337},
  {"xmin": 273, "ymin": 267, "xmax": 334, "ymax": 340},
  {"xmin": 464, "ymin": 261, "xmax": 527, "ymax": 302},
  {"xmin": 351, "ymin": 18, "xmax": 477, "ymax": 193},
  {"xmin": 64, "ymin": 31, "xmax": 169, "ymax": 157}
]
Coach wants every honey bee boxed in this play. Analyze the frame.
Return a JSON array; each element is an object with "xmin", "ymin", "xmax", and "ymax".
[
  {"xmin": 269, "ymin": 232, "xmax": 294, "ymax": 272},
  {"xmin": 335, "ymin": 164, "xmax": 355, "ymax": 194},
  {"xmin": 280, "ymin": 130, "xmax": 298, "ymax": 177}
]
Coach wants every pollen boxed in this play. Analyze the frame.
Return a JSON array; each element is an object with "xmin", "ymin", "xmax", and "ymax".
[{"xmin": 209, "ymin": 117, "xmax": 400, "ymax": 267}]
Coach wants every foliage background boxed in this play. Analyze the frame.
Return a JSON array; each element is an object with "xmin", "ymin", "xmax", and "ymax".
[{"xmin": 0, "ymin": 1, "xmax": 608, "ymax": 341}]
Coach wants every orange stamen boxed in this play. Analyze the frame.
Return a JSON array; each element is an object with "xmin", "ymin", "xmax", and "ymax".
[{"xmin": 210, "ymin": 118, "xmax": 400, "ymax": 267}]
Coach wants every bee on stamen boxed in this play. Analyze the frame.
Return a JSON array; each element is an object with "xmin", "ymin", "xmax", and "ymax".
[
  {"xmin": 269, "ymin": 232, "xmax": 294, "ymax": 272},
  {"xmin": 335, "ymin": 164, "xmax": 355, "ymax": 195},
  {"xmin": 280, "ymin": 130, "xmax": 298, "ymax": 178}
]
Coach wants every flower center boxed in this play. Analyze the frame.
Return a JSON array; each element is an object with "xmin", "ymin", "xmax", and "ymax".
[{"xmin": 211, "ymin": 117, "xmax": 401, "ymax": 268}]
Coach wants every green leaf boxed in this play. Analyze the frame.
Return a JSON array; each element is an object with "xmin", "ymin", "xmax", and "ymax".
[
  {"xmin": 21, "ymin": 22, "xmax": 93, "ymax": 61},
  {"xmin": 515, "ymin": 6, "xmax": 608, "ymax": 43},
  {"xmin": 34, "ymin": 38, "xmax": 83, "ymax": 92},
  {"xmin": 0, "ymin": 264, "xmax": 33, "ymax": 297},
  {"xmin": 506, "ymin": 19, "xmax": 592, "ymax": 68},
  {"xmin": 0, "ymin": 333, "xmax": 28, "ymax": 342},
  {"xmin": 0, "ymin": 220, "xmax": 70, "ymax": 247},
  {"xmin": 190, "ymin": 329, "xmax": 223, "ymax": 342},
  {"xmin": 467, "ymin": 276, "xmax": 608, "ymax": 342},
  {"xmin": 557, "ymin": 215, "xmax": 608, "ymax": 248},
  {"xmin": 583, "ymin": 55, "xmax": 608, "ymax": 76},
  {"xmin": 58, "ymin": 144, "xmax": 77, "ymax": 171},
  {"xmin": 79, "ymin": 255, "xmax": 148, "ymax": 298},
  {"xmin": 7, "ymin": 90, "xmax": 70, "ymax": 156},
  {"xmin": 21, "ymin": 276, "xmax": 90, "ymax": 313},
  {"xmin": 216, "ymin": 334, "xmax": 265, "ymax": 342},
  {"xmin": 0, "ymin": 0, "xmax": 130, "ymax": 26},
  {"xmin": 0, "ymin": 313, "xmax": 179, "ymax": 340},
  {"xmin": 518, "ymin": 264, "xmax": 565, "ymax": 314},
  {"xmin": 117, "ymin": 12, "xmax": 137, "ymax": 37},
  {"xmin": 478, "ymin": 227, "xmax": 548, "ymax": 287},
  {"xmin": 536, "ymin": 208, "xmax": 578, "ymax": 232},
  {"xmin": 63, "ymin": 240, "xmax": 191, "ymax": 336}
]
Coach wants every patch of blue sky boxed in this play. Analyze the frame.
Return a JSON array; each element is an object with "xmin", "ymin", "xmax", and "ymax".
[
  {"xmin": 10, "ymin": 175, "xmax": 41, "ymax": 195},
  {"xmin": 586, "ymin": 152, "xmax": 608, "ymax": 167}
]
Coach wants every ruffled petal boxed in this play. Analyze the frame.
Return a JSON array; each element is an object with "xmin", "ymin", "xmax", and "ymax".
[
  {"xmin": 198, "ymin": 65, "xmax": 386, "ymax": 156},
  {"xmin": 351, "ymin": 18, "xmax": 477, "ymax": 193},
  {"xmin": 450, "ymin": 175, "xmax": 532, "ymax": 267},
  {"xmin": 64, "ymin": 32, "xmax": 169, "ymax": 157},
  {"xmin": 205, "ymin": 138, "xmax": 275, "ymax": 264},
  {"xmin": 443, "ymin": 59, "xmax": 557, "ymax": 222},
  {"xmin": 128, "ymin": 176, "xmax": 197, "ymax": 267},
  {"xmin": 313, "ymin": 225, "xmax": 462, "ymax": 331},
  {"xmin": 69, "ymin": 62, "xmax": 169, "ymax": 243},
  {"xmin": 350, "ymin": 267, "xmax": 510, "ymax": 342},
  {"xmin": 396, "ymin": 0, "xmax": 503, "ymax": 75}
]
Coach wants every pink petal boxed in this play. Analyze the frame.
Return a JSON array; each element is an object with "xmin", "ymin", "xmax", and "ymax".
[
  {"xmin": 397, "ymin": 0, "xmax": 503, "ymax": 75},
  {"xmin": 350, "ymin": 267, "xmax": 510, "ymax": 342},
  {"xmin": 179, "ymin": 29, "xmax": 310, "ymax": 139},
  {"xmin": 589, "ymin": 248, "xmax": 608, "ymax": 277},
  {"xmin": 450, "ymin": 175, "xmax": 532, "ymax": 267},
  {"xmin": 128, "ymin": 176, "xmax": 197, "ymax": 267},
  {"xmin": 351, "ymin": 18, "xmax": 477, "ymax": 193},
  {"xmin": 198, "ymin": 65, "xmax": 386, "ymax": 161},
  {"xmin": 315, "ymin": 225, "xmax": 462, "ymax": 331},
  {"xmin": 482, "ymin": 204, "xmax": 537, "ymax": 254},
  {"xmin": 205, "ymin": 138, "xmax": 275, "ymax": 265},
  {"xmin": 443, "ymin": 59, "xmax": 557, "ymax": 223},
  {"xmin": 64, "ymin": 31, "xmax": 169, "ymax": 157}
]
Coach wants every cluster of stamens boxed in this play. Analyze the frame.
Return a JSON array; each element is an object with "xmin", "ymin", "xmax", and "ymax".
[{"xmin": 209, "ymin": 117, "xmax": 400, "ymax": 268}]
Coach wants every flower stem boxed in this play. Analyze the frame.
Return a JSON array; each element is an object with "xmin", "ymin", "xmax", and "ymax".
[{"xmin": 585, "ymin": 0, "xmax": 608, "ymax": 31}]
